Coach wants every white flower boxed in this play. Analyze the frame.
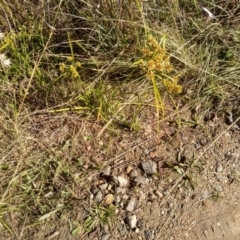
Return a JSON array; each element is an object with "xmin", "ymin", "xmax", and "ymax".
[
  {"xmin": 2, "ymin": 58, "xmax": 11, "ymax": 67},
  {"xmin": 0, "ymin": 53, "xmax": 11, "ymax": 67},
  {"xmin": 0, "ymin": 53, "xmax": 7, "ymax": 61},
  {"xmin": 0, "ymin": 32, "xmax": 5, "ymax": 40}
]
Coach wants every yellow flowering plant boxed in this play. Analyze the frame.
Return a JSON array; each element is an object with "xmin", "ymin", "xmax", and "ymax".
[
  {"xmin": 59, "ymin": 58, "xmax": 81, "ymax": 79},
  {"xmin": 133, "ymin": 34, "xmax": 182, "ymax": 116}
]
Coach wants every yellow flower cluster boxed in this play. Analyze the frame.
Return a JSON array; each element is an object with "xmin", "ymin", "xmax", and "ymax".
[
  {"xmin": 141, "ymin": 35, "xmax": 173, "ymax": 78},
  {"xmin": 163, "ymin": 77, "xmax": 182, "ymax": 94},
  {"xmin": 59, "ymin": 57, "xmax": 81, "ymax": 78},
  {"xmin": 140, "ymin": 34, "xmax": 182, "ymax": 94}
]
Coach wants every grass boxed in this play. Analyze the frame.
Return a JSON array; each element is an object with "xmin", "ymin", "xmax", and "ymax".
[{"xmin": 0, "ymin": 0, "xmax": 240, "ymax": 238}]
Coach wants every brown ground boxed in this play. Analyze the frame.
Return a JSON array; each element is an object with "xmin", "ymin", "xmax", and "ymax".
[{"xmin": 2, "ymin": 104, "xmax": 240, "ymax": 240}]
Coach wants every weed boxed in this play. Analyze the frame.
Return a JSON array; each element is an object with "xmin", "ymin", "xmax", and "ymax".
[
  {"xmin": 166, "ymin": 152, "xmax": 204, "ymax": 190},
  {"xmin": 82, "ymin": 204, "xmax": 116, "ymax": 233},
  {"xmin": 133, "ymin": 34, "xmax": 182, "ymax": 117}
]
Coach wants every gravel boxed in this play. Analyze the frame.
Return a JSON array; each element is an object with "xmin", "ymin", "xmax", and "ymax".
[
  {"xmin": 141, "ymin": 160, "xmax": 157, "ymax": 174},
  {"xmin": 117, "ymin": 176, "xmax": 129, "ymax": 187},
  {"xmin": 126, "ymin": 197, "xmax": 138, "ymax": 212},
  {"xmin": 134, "ymin": 176, "xmax": 149, "ymax": 184},
  {"xmin": 94, "ymin": 190, "xmax": 103, "ymax": 202},
  {"xmin": 126, "ymin": 215, "xmax": 137, "ymax": 229}
]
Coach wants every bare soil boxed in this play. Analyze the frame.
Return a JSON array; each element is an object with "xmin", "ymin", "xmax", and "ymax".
[{"xmin": 2, "ymin": 105, "xmax": 240, "ymax": 240}]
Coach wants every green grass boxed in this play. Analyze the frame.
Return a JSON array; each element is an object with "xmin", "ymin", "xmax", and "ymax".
[{"xmin": 0, "ymin": 0, "xmax": 240, "ymax": 238}]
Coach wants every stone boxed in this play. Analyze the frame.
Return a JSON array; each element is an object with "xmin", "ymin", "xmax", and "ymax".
[
  {"xmin": 144, "ymin": 230, "xmax": 155, "ymax": 240},
  {"xmin": 214, "ymin": 184, "xmax": 223, "ymax": 192},
  {"xmin": 118, "ymin": 222, "xmax": 127, "ymax": 236},
  {"xmin": 130, "ymin": 169, "xmax": 139, "ymax": 178},
  {"xmin": 102, "ymin": 166, "xmax": 111, "ymax": 175},
  {"xmin": 134, "ymin": 176, "xmax": 149, "ymax": 185},
  {"xmin": 99, "ymin": 183, "xmax": 108, "ymax": 191},
  {"xmin": 91, "ymin": 187, "xmax": 99, "ymax": 195},
  {"xmin": 154, "ymin": 190, "xmax": 163, "ymax": 198},
  {"xmin": 115, "ymin": 196, "xmax": 121, "ymax": 203},
  {"xmin": 217, "ymin": 164, "xmax": 223, "ymax": 172},
  {"xmin": 126, "ymin": 215, "xmax": 137, "ymax": 229},
  {"xmin": 94, "ymin": 190, "xmax": 103, "ymax": 202},
  {"xmin": 104, "ymin": 194, "xmax": 114, "ymax": 205},
  {"xmin": 141, "ymin": 160, "xmax": 157, "ymax": 174},
  {"xmin": 126, "ymin": 197, "xmax": 137, "ymax": 212},
  {"xmin": 117, "ymin": 176, "xmax": 129, "ymax": 187}
]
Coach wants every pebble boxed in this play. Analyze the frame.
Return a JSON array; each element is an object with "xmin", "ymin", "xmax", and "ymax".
[
  {"xmin": 94, "ymin": 190, "xmax": 103, "ymax": 202},
  {"xmin": 126, "ymin": 166, "xmax": 133, "ymax": 174},
  {"xmin": 111, "ymin": 176, "xmax": 119, "ymax": 185},
  {"xmin": 130, "ymin": 169, "xmax": 139, "ymax": 178},
  {"xmin": 141, "ymin": 160, "xmax": 157, "ymax": 174},
  {"xmin": 99, "ymin": 183, "xmax": 108, "ymax": 191},
  {"xmin": 126, "ymin": 197, "xmax": 137, "ymax": 212},
  {"xmin": 144, "ymin": 230, "xmax": 155, "ymax": 240},
  {"xmin": 115, "ymin": 196, "xmax": 121, "ymax": 203},
  {"xmin": 117, "ymin": 176, "xmax": 129, "ymax": 187},
  {"xmin": 101, "ymin": 233, "xmax": 111, "ymax": 240},
  {"xmin": 183, "ymin": 147, "xmax": 194, "ymax": 160},
  {"xmin": 104, "ymin": 194, "xmax": 114, "ymax": 205},
  {"xmin": 217, "ymin": 164, "xmax": 223, "ymax": 172},
  {"xmin": 134, "ymin": 176, "xmax": 149, "ymax": 185},
  {"xmin": 102, "ymin": 166, "xmax": 111, "ymax": 175},
  {"xmin": 118, "ymin": 222, "xmax": 127, "ymax": 236},
  {"xmin": 126, "ymin": 215, "xmax": 137, "ymax": 229},
  {"xmin": 154, "ymin": 190, "xmax": 163, "ymax": 198},
  {"xmin": 202, "ymin": 190, "xmax": 209, "ymax": 199},
  {"xmin": 216, "ymin": 175, "xmax": 228, "ymax": 184},
  {"xmin": 91, "ymin": 187, "xmax": 99, "ymax": 195},
  {"xmin": 213, "ymin": 184, "xmax": 223, "ymax": 192}
]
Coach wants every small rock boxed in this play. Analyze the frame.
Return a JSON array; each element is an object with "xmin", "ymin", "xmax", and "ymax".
[
  {"xmin": 202, "ymin": 190, "xmax": 209, "ymax": 199},
  {"xmin": 134, "ymin": 176, "xmax": 149, "ymax": 185},
  {"xmin": 104, "ymin": 194, "xmax": 114, "ymax": 205},
  {"xmin": 144, "ymin": 230, "xmax": 155, "ymax": 240},
  {"xmin": 213, "ymin": 184, "xmax": 223, "ymax": 192},
  {"xmin": 154, "ymin": 190, "xmax": 163, "ymax": 198},
  {"xmin": 101, "ymin": 233, "xmax": 111, "ymax": 240},
  {"xmin": 102, "ymin": 166, "xmax": 111, "ymax": 175},
  {"xmin": 141, "ymin": 160, "xmax": 157, "ymax": 174},
  {"xmin": 94, "ymin": 191, "xmax": 103, "ymax": 202},
  {"xmin": 126, "ymin": 197, "xmax": 137, "ymax": 212},
  {"xmin": 115, "ymin": 196, "xmax": 121, "ymax": 203},
  {"xmin": 91, "ymin": 187, "xmax": 99, "ymax": 195},
  {"xmin": 126, "ymin": 215, "xmax": 137, "ymax": 229},
  {"xmin": 130, "ymin": 169, "xmax": 139, "ymax": 178},
  {"xmin": 216, "ymin": 175, "xmax": 224, "ymax": 183},
  {"xmin": 126, "ymin": 166, "xmax": 133, "ymax": 174},
  {"xmin": 99, "ymin": 183, "xmax": 108, "ymax": 191},
  {"xmin": 118, "ymin": 222, "xmax": 127, "ymax": 236},
  {"xmin": 183, "ymin": 147, "xmax": 194, "ymax": 160},
  {"xmin": 122, "ymin": 194, "xmax": 129, "ymax": 200},
  {"xmin": 217, "ymin": 164, "xmax": 223, "ymax": 172},
  {"xmin": 111, "ymin": 176, "xmax": 119, "ymax": 185},
  {"xmin": 117, "ymin": 176, "xmax": 129, "ymax": 187}
]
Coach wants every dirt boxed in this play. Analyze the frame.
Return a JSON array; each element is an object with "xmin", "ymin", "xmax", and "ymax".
[{"xmin": 3, "ymin": 105, "xmax": 240, "ymax": 240}]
